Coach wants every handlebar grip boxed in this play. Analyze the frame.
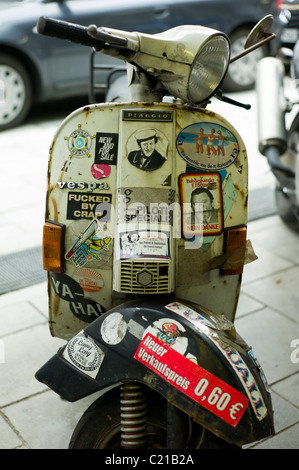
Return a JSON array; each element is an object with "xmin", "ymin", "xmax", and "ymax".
[{"xmin": 37, "ymin": 17, "xmax": 104, "ymax": 49}]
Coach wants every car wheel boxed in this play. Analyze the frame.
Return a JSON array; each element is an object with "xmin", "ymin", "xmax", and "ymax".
[
  {"xmin": 223, "ymin": 28, "xmax": 266, "ymax": 92},
  {"xmin": 0, "ymin": 53, "xmax": 32, "ymax": 130}
]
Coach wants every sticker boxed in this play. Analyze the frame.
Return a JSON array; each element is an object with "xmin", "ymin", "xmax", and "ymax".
[
  {"xmin": 70, "ymin": 298, "xmax": 106, "ymax": 323},
  {"xmin": 73, "ymin": 268, "xmax": 104, "ymax": 293},
  {"xmin": 120, "ymin": 230, "xmax": 170, "ymax": 259},
  {"xmin": 179, "ymin": 173, "xmax": 223, "ymax": 237},
  {"xmin": 95, "ymin": 132, "xmax": 118, "ymax": 165},
  {"xmin": 65, "ymin": 218, "xmax": 112, "ymax": 267},
  {"xmin": 224, "ymin": 348, "xmax": 267, "ymax": 421},
  {"xmin": 91, "ymin": 163, "xmax": 111, "ymax": 179},
  {"xmin": 134, "ymin": 333, "xmax": 248, "ymax": 427},
  {"xmin": 57, "ymin": 181, "xmax": 109, "ymax": 191},
  {"xmin": 50, "ymin": 272, "xmax": 106, "ymax": 323},
  {"xmin": 64, "ymin": 124, "xmax": 96, "ymax": 158},
  {"xmin": 67, "ymin": 191, "xmax": 112, "ymax": 220},
  {"xmin": 100, "ymin": 312, "xmax": 127, "ymax": 345},
  {"xmin": 118, "ymin": 187, "xmax": 175, "ymax": 226},
  {"xmin": 51, "ymin": 272, "xmax": 84, "ymax": 301},
  {"xmin": 143, "ymin": 318, "xmax": 187, "ymax": 356},
  {"xmin": 165, "ymin": 302, "xmax": 214, "ymax": 329},
  {"xmin": 127, "ymin": 128, "xmax": 168, "ymax": 171},
  {"xmin": 63, "ymin": 331, "xmax": 104, "ymax": 379},
  {"xmin": 177, "ymin": 122, "xmax": 239, "ymax": 170}
]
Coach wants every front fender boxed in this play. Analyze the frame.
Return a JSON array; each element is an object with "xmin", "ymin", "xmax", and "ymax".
[{"xmin": 36, "ymin": 298, "xmax": 274, "ymax": 446}]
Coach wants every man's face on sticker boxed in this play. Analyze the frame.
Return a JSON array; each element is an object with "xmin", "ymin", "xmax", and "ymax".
[
  {"xmin": 140, "ymin": 137, "xmax": 156, "ymax": 157},
  {"xmin": 192, "ymin": 193, "xmax": 213, "ymax": 213}
]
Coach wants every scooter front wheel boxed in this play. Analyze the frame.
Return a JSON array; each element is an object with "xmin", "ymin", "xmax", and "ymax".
[{"xmin": 69, "ymin": 384, "xmax": 238, "ymax": 449}]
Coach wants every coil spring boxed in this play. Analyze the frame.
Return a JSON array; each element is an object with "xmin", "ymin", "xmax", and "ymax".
[{"xmin": 120, "ymin": 383, "xmax": 147, "ymax": 448}]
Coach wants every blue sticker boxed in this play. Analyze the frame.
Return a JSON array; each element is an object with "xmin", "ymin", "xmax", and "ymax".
[{"xmin": 177, "ymin": 122, "xmax": 239, "ymax": 171}]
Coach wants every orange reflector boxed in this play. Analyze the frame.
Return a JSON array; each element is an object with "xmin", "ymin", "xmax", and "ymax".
[
  {"xmin": 221, "ymin": 226, "xmax": 247, "ymax": 276},
  {"xmin": 42, "ymin": 221, "xmax": 65, "ymax": 273}
]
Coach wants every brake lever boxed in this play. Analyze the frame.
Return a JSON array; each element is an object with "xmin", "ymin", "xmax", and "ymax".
[{"xmin": 215, "ymin": 90, "xmax": 251, "ymax": 110}]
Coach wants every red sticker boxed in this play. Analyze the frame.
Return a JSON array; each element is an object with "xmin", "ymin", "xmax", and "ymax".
[
  {"xmin": 134, "ymin": 333, "xmax": 248, "ymax": 427},
  {"xmin": 91, "ymin": 164, "xmax": 111, "ymax": 179}
]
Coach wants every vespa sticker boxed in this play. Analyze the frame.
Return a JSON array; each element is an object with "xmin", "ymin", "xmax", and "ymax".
[
  {"xmin": 134, "ymin": 333, "xmax": 248, "ymax": 427},
  {"xmin": 177, "ymin": 122, "xmax": 239, "ymax": 171},
  {"xmin": 179, "ymin": 173, "xmax": 223, "ymax": 237}
]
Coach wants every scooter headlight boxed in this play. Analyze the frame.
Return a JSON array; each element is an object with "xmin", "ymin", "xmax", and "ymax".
[{"xmin": 188, "ymin": 35, "xmax": 230, "ymax": 103}]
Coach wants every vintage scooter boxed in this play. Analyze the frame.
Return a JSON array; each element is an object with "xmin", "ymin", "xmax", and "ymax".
[
  {"xmin": 257, "ymin": 37, "xmax": 299, "ymax": 231},
  {"xmin": 35, "ymin": 16, "xmax": 275, "ymax": 449}
]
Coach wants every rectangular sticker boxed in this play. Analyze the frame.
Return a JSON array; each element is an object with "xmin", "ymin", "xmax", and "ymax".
[
  {"xmin": 134, "ymin": 333, "xmax": 248, "ymax": 427},
  {"xmin": 179, "ymin": 173, "xmax": 223, "ymax": 237},
  {"xmin": 120, "ymin": 230, "xmax": 170, "ymax": 259},
  {"xmin": 67, "ymin": 192, "xmax": 112, "ymax": 220},
  {"xmin": 95, "ymin": 132, "xmax": 118, "ymax": 165}
]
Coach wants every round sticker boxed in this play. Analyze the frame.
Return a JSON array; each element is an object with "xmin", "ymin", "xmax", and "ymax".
[
  {"xmin": 65, "ymin": 333, "xmax": 103, "ymax": 373},
  {"xmin": 176, "ymin": 122, "xmax": 239, "ymax": 171},
  {"xmin": 101, "ymin": 312, "xmax": 127, "ymax": 345}
]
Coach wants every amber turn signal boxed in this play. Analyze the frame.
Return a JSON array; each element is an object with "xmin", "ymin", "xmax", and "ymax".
[
  {"xmin": 42, "ymin": 220, "xmax": 65, "ymax": 273},
  {"xmin": 221, "ymin": 226, "xmax": 247, "ymax": 276}
]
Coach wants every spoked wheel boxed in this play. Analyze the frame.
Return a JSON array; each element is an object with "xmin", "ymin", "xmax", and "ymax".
[
  {"xmin": 0, "ymin": 53, "xmax": 32, "ymax": 130},
  {"xmin": 69, "ymin": 384, "xmax": 239, "ymax": 449}
]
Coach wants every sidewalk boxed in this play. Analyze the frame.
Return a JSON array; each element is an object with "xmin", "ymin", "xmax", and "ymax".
[{"xmin": 0, "ymin": 94, "xmax": 298, "ymax": 449}]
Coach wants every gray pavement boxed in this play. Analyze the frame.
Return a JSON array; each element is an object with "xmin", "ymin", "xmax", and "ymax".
[{"xmin": 0, "ymin": 92, "xmax": 298, "ymax": 449}]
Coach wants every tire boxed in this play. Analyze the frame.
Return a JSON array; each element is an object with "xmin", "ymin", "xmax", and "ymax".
[
  {"xmin": 223, "ymin": 28, "xmax": 267, "ymax": 92},
  {"xmin": 69, "ymin": 385, "xmax": 239, "ymax": 449},
  {"xmin": 0, "ymin": 53, "xmax": 32, "ymax": 130}
]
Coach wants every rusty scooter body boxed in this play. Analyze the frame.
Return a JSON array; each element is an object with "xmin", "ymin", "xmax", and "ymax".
[{"xmin": 35, "ymin": 16, "xmax": 275, "ymax": 449}]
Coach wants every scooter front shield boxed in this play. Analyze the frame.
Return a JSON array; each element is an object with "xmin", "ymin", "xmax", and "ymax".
[{"xmin": 44, "ymin": 101, "xmax": 249, "ymax": 340}]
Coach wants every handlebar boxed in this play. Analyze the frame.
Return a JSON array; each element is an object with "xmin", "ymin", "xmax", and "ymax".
[{"xmin": 37, "ymin": 17, "xmax": 105, "ymax": 49}]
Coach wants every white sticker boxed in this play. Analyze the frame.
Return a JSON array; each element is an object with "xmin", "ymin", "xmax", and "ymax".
[
  {"xmin": 101, "ymin": 312, "xmax": 127, "ymax": 345},
  {"xmin": 63, "ymin": 331, "xmax": 104, "ymax": 379}
]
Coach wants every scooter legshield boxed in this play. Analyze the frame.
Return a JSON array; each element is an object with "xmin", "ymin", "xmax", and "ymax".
[{"xmin": 35, "ymin": 298, "xmax": 274, "ymax": 446}]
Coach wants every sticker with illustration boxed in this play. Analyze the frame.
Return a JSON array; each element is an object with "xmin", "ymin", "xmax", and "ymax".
[
  {"xmin": 65, "ymin": 218, "xmax": 112, "ymax": 268},
  {"xmin": 177, "ymin": 122, "xmax": 239, "ymax": 171}
]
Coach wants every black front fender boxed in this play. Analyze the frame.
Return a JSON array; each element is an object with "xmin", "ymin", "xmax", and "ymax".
[{"xmin": 36, "ymin": 297, "xmax": 274, "ymax": 446}]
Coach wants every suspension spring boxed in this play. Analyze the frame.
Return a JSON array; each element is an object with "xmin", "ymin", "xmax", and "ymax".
[{"xmin": 120, "ymin": 383, "xmax": 147, "ymax": 448}]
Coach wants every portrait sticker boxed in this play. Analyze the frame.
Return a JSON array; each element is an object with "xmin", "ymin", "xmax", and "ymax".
[
  {"xmin": 176, "ymin": 122, "xmax": 239, "ymax": 171},
  {"xmin": 179, "ymin": 173, "xmax": 223, "ymax": 237},
  {"xmin": 126, "ymin": 128, "xmax": 168, "ymax": 171},
  {"xmin": 120, "ymin": 230, "xmax": 170, "ymax": 259}
]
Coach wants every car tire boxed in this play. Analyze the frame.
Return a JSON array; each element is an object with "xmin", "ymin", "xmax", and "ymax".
[
  {"xmin": 223, "ymin": 27, "xmax": 267, "ymax": 92},
  {"xmin": 0, "ymin": 53, "xmax": 32, "ymax": 130}
]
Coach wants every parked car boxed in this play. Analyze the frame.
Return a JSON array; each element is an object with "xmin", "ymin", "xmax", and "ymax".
[{"xmin": 0, "ymin": 0, "xmax": 283, "ymax": 131}]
